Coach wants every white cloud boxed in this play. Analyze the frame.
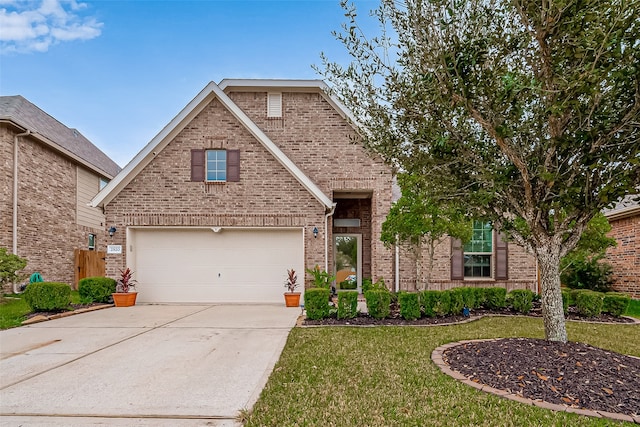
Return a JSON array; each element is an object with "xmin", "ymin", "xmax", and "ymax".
[{"xmin": 0, "ymin": 0, "xmax": 102, "ymax": 54}]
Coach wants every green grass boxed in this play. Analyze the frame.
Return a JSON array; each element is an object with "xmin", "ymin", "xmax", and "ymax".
[
  {"xmin": 625, "ymin": 298, "xmax": 640, "ymax": 318},
  {"xmin": 0, "ymin": 290, "xmax": 82, "ymax": 330},
  {"xmin": 245, "ymin": 317, "xmax": 640, "ymax": 427}
]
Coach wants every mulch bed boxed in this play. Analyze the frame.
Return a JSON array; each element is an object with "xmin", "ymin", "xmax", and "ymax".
[
  {"xmin": 443, "ymin": 338, "xmax": 640, "ymax": 418},
  {"xmin": 302, "ymin": 301, "xmax": 639, "ymax": 418},
  {"xmin": 24, "ymin": 302, "xmax": 109, "ymax": 320}
]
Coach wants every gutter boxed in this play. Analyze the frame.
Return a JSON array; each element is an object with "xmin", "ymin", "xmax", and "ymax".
[{"xmin": 13, "ymin": 130, "xmax": 30, "ymax": 255}]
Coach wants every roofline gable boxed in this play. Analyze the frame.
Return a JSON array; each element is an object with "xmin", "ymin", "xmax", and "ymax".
[{"xmin": 91, "ymin": 81, "xmax": 333, "ymax": 210}]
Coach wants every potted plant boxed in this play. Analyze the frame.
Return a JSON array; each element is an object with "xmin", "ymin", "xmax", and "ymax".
[
  {"xmin": 283, "ymin": 268, "xmax": 301, "ymax": 307},
  {"xmin": 112, "ymin": 267, "xmax": 138, "ymax": 307}
]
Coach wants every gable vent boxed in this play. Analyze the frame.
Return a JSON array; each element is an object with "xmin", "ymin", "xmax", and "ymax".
[{"xmin": 267, "ymin": 92, "xmax": 282, "ymax": 118}]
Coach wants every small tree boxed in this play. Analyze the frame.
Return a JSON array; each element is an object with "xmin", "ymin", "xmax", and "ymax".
[
  {"xmin": 0, "ymin": 248, "xmax": 27, "ymax": 290},
  {"xmin": 381, "ymin": 174, "xmax": 471, "ymax": 289}
]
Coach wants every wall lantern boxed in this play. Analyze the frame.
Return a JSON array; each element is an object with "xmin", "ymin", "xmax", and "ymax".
[
  {"xmin": 313, "ymin": 227, "xmax": 319, "ymax": 238},
  {"xmin": 108, "ymin": 226, "xmax": 117, "ymax": 238}
]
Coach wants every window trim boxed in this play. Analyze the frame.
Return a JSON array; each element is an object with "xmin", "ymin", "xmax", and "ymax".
[
  {"xmin": 205, "ymin": 149, "xmax": 227, "ymax": 182},
  {"xmin": 463, "ymin": 220, "xmax": 493, "ymax": 279}
]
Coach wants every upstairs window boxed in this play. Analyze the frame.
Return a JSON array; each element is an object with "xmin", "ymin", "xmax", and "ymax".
[
  {"xmin": 267, "ymin": 92, "xmax": 282, "ymax": 118},
  {"xmin": 99, "ymin": 177, "xmax": 109, "ymax": 190},
  {"xmin": 463, "ymin": 220, "xmax": 493, "ymax": 278},
  {"xmin": 190, "ymin": 149, "xmax": 240, "ymax": 182},
  {"xmin": 206, "ymin": 150, "xmax": 227, "ymax": 182}
]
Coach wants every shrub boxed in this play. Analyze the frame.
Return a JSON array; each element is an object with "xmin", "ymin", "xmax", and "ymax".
[
  {"xmin": 78, "ymin": 277, "xmax": 116, "ymax": 303},
  {"xmin": 508, "ymin": 289, "xmax": 535, "ymax": 314},
  {"xmin": 433, "ymin": 290, "xmax": 451, "ymax": 316},
  {"xmin": 0, "ymin": 248, "xmax": 27, "ymax": 288},
  {"xmin": 23, "ymin": 282, "xmax": 71, "ymax": 311},
  {"xmin": 365, "ymin": 289, "xmax": 391, "ymax": 319},
  {"xmin": 362, "ymin": 278, "xmax": 373, "ymax": 293},
  {"xmin": 398, "ymin": 292, "xmax": 420, "ymax": 320},
  {"xmin": 458, "ymin": 287, "xmax": 477, "ymax": 309},
  {"xmin": 304, "ymin": 288, "xmax": 330, "ymax": 320},
  {"xmin": 603, "ymin": 292, "xmax": 631, "ymax": 317},
  {"xmin": 337, "ymin": 291, "xmax": 358, "ymax": 319},
  {"xmin": 575, "ymin": 290, "xmax": 604, "ymax": 317},
  {"xmin": 472, "ymin": 287, "xmax": 486, "ymax": 308},
  {"xmin": 449, "ymin": 288, "xmax": 465, "ymax": 315},
  {"xmin": 363, "ymin": 278, "xmax": 386, "ymax": 294},
  {"xmin": 561, "ymin": 257, "xmax": 614, "ymax": 292},
  {"xmin": 483, "ymin": 287, "xmax": 507, "ymax": 310},
  {"xmin": 420, "ymin": 290, "xmax": 439, "ymax": 317},
  {"xmin": 561, "ymin": 289, "xmax": 572, "ymax": 314},
  {"xmin": 306, "ymin": 268, "xmax": 335, "ymax": 289}
]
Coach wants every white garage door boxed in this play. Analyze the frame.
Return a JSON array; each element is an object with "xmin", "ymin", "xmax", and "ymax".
[{"xmin": 131, "ymin": 228, "xmax": 304, "ymax": 303}]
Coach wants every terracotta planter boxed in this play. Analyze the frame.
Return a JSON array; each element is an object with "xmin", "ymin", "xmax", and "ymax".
[
  {"xmin": 112, "ymin": 292, "xmax": 138, "ymax": 307},
  {"xmin": 284, "ymin": 292, "xmax": 301, "ymax": 307}
]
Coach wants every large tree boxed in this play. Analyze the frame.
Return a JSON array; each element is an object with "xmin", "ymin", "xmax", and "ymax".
[{"xmin": 319, "ymin": 0, "xmax": 640, "ymax": 341}]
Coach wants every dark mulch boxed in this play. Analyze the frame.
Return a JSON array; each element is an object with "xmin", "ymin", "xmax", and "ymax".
[
  {"xmin": 24, "ymin": 302, "xmax": 108, "ymax": 320},
  {"xmin": 443, "ymin": 338, "xmax": 640, "ymax": 417}
]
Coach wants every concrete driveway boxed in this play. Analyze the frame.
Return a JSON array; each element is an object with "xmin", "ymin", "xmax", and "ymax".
[{"xmin": 0, "ymin": 304, "xmax": 300, "ymax": 426}]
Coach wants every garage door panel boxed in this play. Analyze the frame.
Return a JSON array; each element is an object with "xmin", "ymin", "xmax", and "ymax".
[{"xmin": 133, "ymin": 228, "xmax": 303, "ymax": 303}]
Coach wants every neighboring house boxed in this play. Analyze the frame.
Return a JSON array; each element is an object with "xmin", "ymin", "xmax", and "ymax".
[
  {"xmin": 604, "ymin": 196, "xmax": 639, "ymax": 298},
  {"xmin": 91, "ymin": 79, "xmax": 539, "ymax": 304},
  {"xmin": 1, "ymin": 96, "xmax": 121, "ymax": 289}
]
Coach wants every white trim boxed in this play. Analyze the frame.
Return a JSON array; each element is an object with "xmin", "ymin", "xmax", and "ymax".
[
  {"xmin": 267, "ymin": 92, "xmax": 282, "ymax": 118},
  {"xmin": 91, "ymin": 80, "xmax": 334, "ymax": 210}
]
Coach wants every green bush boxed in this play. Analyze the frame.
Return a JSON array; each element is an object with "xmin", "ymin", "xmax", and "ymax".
[
  {"xmin": 337, "ymin": 291, "xmax": 358, "ymax": 319},
  {"xmin": 575, "ymin": 290, "xmax": 604, "ymax": 317},
  {"xmin": 365, "ymin": 289, "xmax": 391, "ymax": 319},
  {"xmin": 561, "ymin": 289, "xmax": 572, "ymax": 314},
  {"xmin": 508, "ymin": 289, "xmax": 535, "ymax": 314},
  {"xmin": 472, "ymin": 287, "xmax": 486, "ymax": 308},
  {"xmin": 449, "ymin": 288, "xmax": 465, "ymax": 315},
  {"xmin": 603, "ymin": 292, "xmax": 631, "ymax": 317},
  {"xmin": 304, "ymin": 288, "xmax": 330, "ymax": 320},
  {"xmin": 433, "ymin": 290, "xmax": 452, "ymax": 316},
  {"xmin": 23, "ymin": 282, "xmax": 71, "ymax": 311},
  {"xmin": 483, "ymin": 287, "xmax": 507, "ymax": 310},
  {"xmin": 362, "ymin": 278, "xmax": 373, "ymax": 293},
  {"xmin": 398, "ymin": 292, "xmax": 420, "ymax": 320},
  {"xmin": 561, "ymin": 257, "xmax": 614, "ymax": 292},
  {"xmin": 420, "ymin": 290, "xmax": 440, "ymax": 317},
  {"xmin": 78, "ymin": 276, "xmax": 116, "ymax": 303},
  {"xmin": 338, "ymin": 280, "xmax": 357, "ymax": 290},
  {"xmin": 458, "ymin": 287, "xmax": 477, "ymax": 309},
  {"xmin": 362, "ymin": 278, "xmax": 386, "ymax": 294}
]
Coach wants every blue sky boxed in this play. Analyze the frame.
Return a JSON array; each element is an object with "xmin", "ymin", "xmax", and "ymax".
[{"xmin": 0, "ymin": 0, "xmax": 378, "ymax": 167}]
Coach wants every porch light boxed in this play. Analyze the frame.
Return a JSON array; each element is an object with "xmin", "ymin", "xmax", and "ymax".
[
  {"xmin": 108, "ymin": 226, "xmax": 117, "ymax": 237},
  {"xmin": 313, "ymin": 227, "xmax": 319, "ymax": 238}
]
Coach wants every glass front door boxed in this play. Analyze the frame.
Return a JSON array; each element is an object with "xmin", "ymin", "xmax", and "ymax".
[{"xmin": 334, "ymin": 234, "xmax": 362, "ymax": 292}]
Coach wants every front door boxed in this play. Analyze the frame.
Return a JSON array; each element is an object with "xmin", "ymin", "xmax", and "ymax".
[{"xmin": 334, "ymin": 234, "xmax": 362, "ymax": 292}]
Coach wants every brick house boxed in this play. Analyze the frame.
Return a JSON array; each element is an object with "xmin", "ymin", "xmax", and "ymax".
[
  {"xmin": 605, "ymin": 196, "xmax": 639, "ymax": 298},
  {"xmin": 92, "ymin": 79, "xmax": 537, "ymax": 303},
  {"xmin": 1, "ymin": 96, "xmax": 121, "ymax": 289}
]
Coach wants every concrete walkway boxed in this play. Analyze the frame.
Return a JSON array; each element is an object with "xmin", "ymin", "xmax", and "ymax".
[{"xmin": 0, "ymin": 304, "xmax": 300, "ymax": 426}]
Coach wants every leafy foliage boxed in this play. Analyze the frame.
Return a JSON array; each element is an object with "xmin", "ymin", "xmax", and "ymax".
[
  {"xmin": 78, "ymin": 276, "xmax": 116, "ymax": 303},
  {"xmin": 304, "ymin": 288, "xmax": 331, "ymax": 320},
  {"xmin": 284, "ymin": 268, "xmax": 299, "ymax": 293},
  {"xmin": 23, "ymin": 282, "xmax": 71, "ymax": 312},
  {"xmin": 398, "ymin": 292, "xmax": 421, "ymax": 320},
  {"xmin": 115, "ymin": 268, "xmax": 137, "ymax": 293},
  {"xmin": 306, "ymin": 267, "xmax": 335, "ymax": 289},
  {"xmin": 337, "ymin": 291, "xmax": 359, "ymax": 319},
  {"xmin": 508, "ymin": 289, "xmax": 535, "ymax": 314},
  {"xmin": 602, "ymin": 292, "xmax": 631, "ymax": 317},
  {"xmin": 318, "ymin": 0, "xmax": 640, "ymax": 342},
  {"xmin": 364, "ymin": 289, "xmax": 391, "ymax": 319},
  {"xmin": 484, "ymin": 288, "xmax": 507, "ymax": 310},
  {"xmin": 574, "ymin": 290, "xmax": 604, "ymax": 317},
  {"xmin": 0, "ymin": 248, "xmax": 27, "ymax": 287},
  {"xmin": 561, "ymin": 257, "xmax": 614, "ymax": 292}
]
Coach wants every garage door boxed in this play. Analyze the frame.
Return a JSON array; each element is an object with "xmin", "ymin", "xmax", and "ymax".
[{"xmin": 131, "ymin": 228, "xmax": 304, "ymax": 303}]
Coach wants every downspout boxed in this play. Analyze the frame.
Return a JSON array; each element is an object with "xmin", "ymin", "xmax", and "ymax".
[
  {"xmin": 13, "ymin": 130, "xmax": 30, "ymax": 255},
  {"xmin": 13, "ymin": 130, "xmax": 30, "ymax": 294},
  {"xmin": 324, "ymin": 203, "xmax": 337, "ymax": 273},
  {"xmin": 395, "ymin": 242, "xmax": 400, "ymax": 293}
]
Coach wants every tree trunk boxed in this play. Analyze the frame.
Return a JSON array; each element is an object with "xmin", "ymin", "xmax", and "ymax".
[{"xmin": 537, "ymin": 246, "xmax": 568, "ymax": 343}]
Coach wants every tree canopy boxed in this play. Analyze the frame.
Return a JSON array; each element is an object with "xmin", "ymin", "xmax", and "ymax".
[{"xmin": 319, "ymin": 0, "xmax": 640, "ymax": 341}]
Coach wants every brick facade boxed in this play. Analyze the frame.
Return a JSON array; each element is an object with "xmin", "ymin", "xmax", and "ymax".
[
  {"xmin": 1, "ymin": 124, "xmax": 109, "ymax": 289},
  {"xmin": 606, "ymin": 212, "xmax": 639, "ymax": 298},
  {"xmin": 103, "ymin": 89, "xmax": 394, "ymax": 286}
]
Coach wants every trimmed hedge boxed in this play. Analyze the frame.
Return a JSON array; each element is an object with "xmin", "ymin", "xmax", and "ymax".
[
  {"xmin": 508, "ymin": 289, "xmax": 535, "ymax": 314},
  {"xmin": 433, "ymin": 291, "xmax": 452, "ymax": 316},
  {"xmin": 484, "ymin": 287, "xmax": 507, "ymax": 309},
  {"xmin": 603, "ymin": 292, "xmax": 630, "ymax": 317},
  {"xmin": 449, "ymin": 288, "xmax": 465, "ymax": 315},
  {"xmin": 23, "ymin": 282, "xmax": 71, "ymax": 311},
  {"xmin": 420, "ymin": 290, "xmax": 439, "ymax": 317},
  {"xmin": 78, "ymin": 276, "xmax": 117, "ymax": 303},
  {"xmin": 458, "ymin": 287, "xmax": 477, "ymax": 309},
  {"xmin": 365, "ymin": 289, "xmax": 391, "ymax": 319},
  {"xmin": 337, "ymin": 291, "xmax": 358, "ymax": 319},
  {"xmin": 398, "ymin": 292, "xmax": 420, "ymax": 320},
  {"xmin": 561, "ymin": 289, "xmax": 572, "ymax": 315},
  {"xmin": 575, "ymin": 290, "xmax": 604, "ymax": 317},
  {"xmin": 305, "ymin": 288, "xmax": 330, "ymax": 320}
]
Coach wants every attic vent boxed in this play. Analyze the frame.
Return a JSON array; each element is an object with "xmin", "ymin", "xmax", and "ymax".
[{"xmin": 267, "ymin": 92, "xmax": 282, "ymax": 118}]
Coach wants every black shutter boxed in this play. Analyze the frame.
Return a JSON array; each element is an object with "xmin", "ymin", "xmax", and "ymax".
[
  {"xmin": 191, "ymin": 149, "xmax": 205, "ymax": 182},
  {"xmin": 227, "ymin": 149, "xmax": 240, "ymax": 182},
  {"xmin": 450, "ymin": 238, "xmax": 464, "ymax": 280},
  {"xmin": 495, "ymin": 231, "xmax": 508, "ymax": 280}
]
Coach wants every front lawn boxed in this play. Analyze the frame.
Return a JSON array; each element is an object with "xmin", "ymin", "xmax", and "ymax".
[
  {"xmin": 0, "ymin": 291, "xmax": 83, "ymax": 330},
  {"xmin": 245, "ymin": 317, "xmax": 640, "ymax": 426}
]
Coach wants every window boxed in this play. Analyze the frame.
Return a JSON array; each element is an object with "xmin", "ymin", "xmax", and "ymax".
[
  {"xmin": 267, "ymin": 93, "xmax": 282, "ymax": 118},
  {"xmin": 99, "ymin": 177, "xmax": 109, "ymax": 190},
  {"xmin": 206, "ymin": 150, "xmax": 227, "ymax": 182},
  {"xmin": 191, "ymin": 149, "xmax": 240, "ymax": 183},
  {"xmin": 463, "ymin": 220, "xmax": 493, "ymax": 278}
]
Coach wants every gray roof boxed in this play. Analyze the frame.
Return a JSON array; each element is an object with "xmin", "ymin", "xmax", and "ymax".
[{"xmin": 0, "ymin": 95, "xmax": 121, "ymax": 178}]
